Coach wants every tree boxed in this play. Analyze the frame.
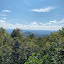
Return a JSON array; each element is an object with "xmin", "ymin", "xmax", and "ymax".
[
  {"xmin": 11, "ymin": 28, "xmax": 23, "ymax": 38},
  {"xmin": 24, "ymin": 53, "xmax": 39, "ymax": 64},
  {"xmin": 29, "ymin": 33, "xmax": 35, "ymax": 39},
  {"xmin": 58, "ymin": 27, "xmax": 64, "ymax": 36},
  {"xmin": 9, "ymin": 39, "xmax": 20, "ymax": 64},
  {"xmin": 24, "ymin": 53, "xmax": 52, "ymax": 64}
]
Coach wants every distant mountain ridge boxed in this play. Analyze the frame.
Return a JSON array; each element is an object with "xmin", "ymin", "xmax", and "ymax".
[{"xmin": 6, "ymin": 29, "xmax": 57, "ymax": 37}]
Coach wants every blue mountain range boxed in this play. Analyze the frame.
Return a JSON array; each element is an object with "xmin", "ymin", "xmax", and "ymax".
[{"xmin": 6, "ymin": 29, "xmax": 57, "ymax": 37}]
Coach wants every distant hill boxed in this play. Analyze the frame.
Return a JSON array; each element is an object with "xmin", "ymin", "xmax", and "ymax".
[{"xmin": 6, "ymin": 29, "xmax": 57, "ymax": 37}]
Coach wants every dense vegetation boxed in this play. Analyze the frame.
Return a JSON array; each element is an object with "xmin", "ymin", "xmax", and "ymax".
[{"xmin": 0, "ymin": 27, "xmax": 64, "ymax": 64}]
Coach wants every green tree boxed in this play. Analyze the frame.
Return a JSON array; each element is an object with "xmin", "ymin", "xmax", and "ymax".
[
  {"xmin": 24, "ymin": 53, "xmax": 39, "ymax": 64},
  {"xmin": 11, "ymin": 28, "xmax": 23, "ymax": 38},
  {"xmin": 29, "ymin": 33, "xmax": 35, "ymax": 39},
  {"xmin": 24, "ymin": 53, "xmax": 52, "ymax": 64},
  {"xmin": 58, "ymin": 27, "xmax": 64, "ymax": 36}
]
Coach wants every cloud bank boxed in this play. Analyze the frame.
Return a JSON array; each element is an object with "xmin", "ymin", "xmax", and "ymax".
[{"xmin": 0, "ymin": 19, "xmax": 64, "ymax": 30}]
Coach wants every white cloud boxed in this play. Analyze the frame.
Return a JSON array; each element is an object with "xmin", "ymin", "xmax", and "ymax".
[
  {"xmin": 2, "ymin": 9, "xmax": 11, "ymax": 13},
  {"xmin": 39, "ymin": 22, "xmax": 52, "ymax": 26},
  {"xmin": 0, "ymin": 20, "xmax": 6, "ymax": 23},
  {"xmin": 49, "ymin": 20, "xmax": 56, "ymax": 23},
  {"xmin": 1, "ymin": 17, "xmax": 6, "ymax": 19},
  {"xmin": 33, "ymin": 22, "xmax": 37, "ymax": 25},
  {"xmin": 29, "ymin": 7, "xmax": 55, "ymax": 12},
  {"xmin": 39, "ymin": 23, "xmax": 45, "ymax": 25},
  {"xmin": 58, "ymin": 19, "xmax": 64, "ymax": 23},
  {"xmin": 0, "ymin": 19, "xmax": 64, "ymax": 30},
  {"xmin": 46, "ymin": 23, "xmax": 52, "ymax": 25}
]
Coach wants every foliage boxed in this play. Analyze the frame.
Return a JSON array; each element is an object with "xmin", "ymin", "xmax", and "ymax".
[
  {"xmin": 0, "ymin": 27, "xmax": 64, "ymax": 64},
  {"xmin": 11, "ymin": 28, "xmax": 23, "ymax": 38},
  {"xmin": 24, "ymin": 53, "xmax": 39, "ymax": 64}
]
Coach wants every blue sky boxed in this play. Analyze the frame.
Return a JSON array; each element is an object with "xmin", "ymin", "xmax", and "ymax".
[{"xmin": 0, "ymin": 0, "xmax": 64, "ymax": 30}]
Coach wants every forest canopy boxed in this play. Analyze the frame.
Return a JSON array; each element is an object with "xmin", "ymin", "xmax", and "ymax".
[{"xmin": 0, "ymin": 27, "xmax": 64, "ymax": 64}]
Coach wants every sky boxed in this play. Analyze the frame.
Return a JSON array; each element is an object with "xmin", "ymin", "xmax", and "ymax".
[{"xmin": 0, "ymin": 0, "xmax": 64, "ymax": 30}]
